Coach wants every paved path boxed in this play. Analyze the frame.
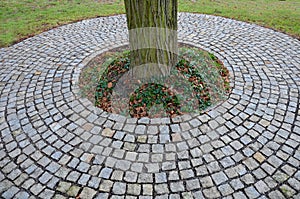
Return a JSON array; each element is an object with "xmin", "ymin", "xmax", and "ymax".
[{"xmin": 0, "ymin": 13, "xmax": 300, "ymax": 198}]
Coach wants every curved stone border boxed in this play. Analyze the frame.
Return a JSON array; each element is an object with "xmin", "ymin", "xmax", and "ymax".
[{"xmin": 0, "ymin": 13, "xmax": 299, "ymax": 198}]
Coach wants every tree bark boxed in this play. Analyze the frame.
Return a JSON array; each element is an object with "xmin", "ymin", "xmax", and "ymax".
[{"xmin": 124, "ymin": 0, "xmax": 178, "ymax": 79}]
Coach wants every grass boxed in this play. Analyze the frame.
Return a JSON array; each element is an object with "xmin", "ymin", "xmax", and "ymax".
[
  {"xmin": 179, "ymin": 0, "xmax": 300, "ymax": 39},
  {"xmin": 1, "ymin": 0, "xmax": 299, "ymax": 47},
  {"xmin": 0, "ymin": 0, "xmax": 125, "ymax": 47}
]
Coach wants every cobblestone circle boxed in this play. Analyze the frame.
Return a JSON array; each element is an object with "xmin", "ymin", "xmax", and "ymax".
[{"xmin": 0, "ymin": 13, "xmax": 300, "ymax": 198}]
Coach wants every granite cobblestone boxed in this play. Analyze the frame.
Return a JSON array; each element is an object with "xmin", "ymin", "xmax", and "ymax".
[{"xmin": 1, "ymin": 13, "xmax": 299, "ymax": 198}]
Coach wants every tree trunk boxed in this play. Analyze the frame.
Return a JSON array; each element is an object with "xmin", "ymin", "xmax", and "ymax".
[{"xmin": 124, "ymin": 0, "xmax": 178, "ymax": 79}]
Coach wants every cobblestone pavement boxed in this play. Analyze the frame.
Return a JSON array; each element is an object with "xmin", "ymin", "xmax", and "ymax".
[{"xmin": 0, "ymin": 13, "xmax": 300, "ymax": 198}]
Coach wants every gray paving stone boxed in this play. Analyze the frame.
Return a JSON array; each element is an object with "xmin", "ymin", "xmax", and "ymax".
[
  {"xmin": 180, "ymin": 169, "xmax": 195, "ymax": 179},
  {"xmin": 30, "ymin": 183, "xmax": 44, "ymax": 196},
  {"xmin": 159, "ymin": 121, "xmax": 172, "ymax": 132},
  {"xmin": 88, "ymin": 176, "xmax": 101, "ymax": 189},
  {"xmin": 38, "ymin": 189, "xmax": 55, "ymax": 199},
  {"xmin": 243, "ymin": 157, "xmax": 259, "ymax": 170},
  {"xmin": 267, "ymin": 155, "xmax": 283, "ymax": 168},
  {"xmin": 170, "ymin": 182, "xmax": 185, "ymax": 192},
  {"xmin": 230, "ymin": 178, "xmax": 244, "ymax": 190},
  {"xmin": 112, "ymin": 182, "xmax": 126, "ymax": 195},
  {"xmin": 124, "ymin": 171, "xmax": 137, "ymax": 182},
  {"xmin": 273, "ymin": 171, "xmax": 289, "ymax": 183},
  {"xmin": 220, "ymin": 157, "xmax": 235, "ymax": 168},
  {"xmin": 137, "ymin": 153, "xmax": 149, "ymax": 162},
  {"xmin": 159, "ymin": 134, "xmax": 170, "ymax": 143},
  {"xmin": 131, "ymin": 162, "xmax": 143, "ymax": 173},
  {"xmin": 138, "ymin": 117, "xmax": 150, "ymax": 124},
  {"xmin": 123, "ymin": 124, "xmax": 136, "ymax": 133},
  {"xmin": 254, "ymin": 180, "xmax": 270, "ymax": 194},
  {"xmin": 152, "ymin": 144, "xmax": 164, "ymax": 153},
  {"xmin": 99, "ymin": 168, "xmax": 113, "ymax": 179},
  {"xmin": 203, "ymin": 187, "xmax": 221, "ymax": 198},
  {"xmin": 207, "ymin": 161, "xmax": 221, "ymax": 173},
  {"xmin": 192, "ymin": 190, "xmax": 204, "ymax": 199},
  {"xmin": 178, "ymin": 160, "xmax": 191, "ymax": 170},
  {"xmin": 261, "ymin": 163, "xmax": 275, "ymax": 175},
  {"xmin": 253, "ymin": 168, "xmax": 267, "ymax": 180},
  {"xmin": 13, "ymin": 173, "xmax": 28, "ymax": 186},
  {"xmin": 190, "ymin": 148, "xmax": 202, "ymax": 158},
  {"xmin": 244, "ymin": 186, "xmax": 260, "ymax": 198},
  {"xmin": 169, "ymin": 194, "xmax": 181, "ymax": 199},
  {"xmin": 218, "ymin": 183, "xmax": 234, "ymax": 196},
  {"xmin": 66, "ymin": 185, "xmax": 81, "ymax": 197},
  {"xmin": 155, "ymin": 184, "xmax": 169, "ymax": 195},
  {"xmin": 170, "ymin": 124, "xmax": 180, "ymax": 133},
  {"xmin": 155, "ymin": 173, "xmax": 167, "ymax": 183},
  {"xmin": 104, "ymin": 156, "xmax": 117, "ymax": 167},
  {"xmin": 168, "ymin": 171, "xmax": 180, "ymax": 181},
  {"xmin": 38, "ymin": 172, "xmax": 52, "ymax": 184},
  {"xmin": 2, "ymin": 186, "xmax": 19, "ymax": 198},
  {"xmin": 162, "ymin": 162, "xmax": 176, "ymax": 171},
  {"xmin": 78, "ymin": 173, "xmax": 90, "ymax": 185},
  {"xmin": 21, "ymin": 178, "xmax": 35, "ymax": 190},
  {"xmin": 14, "ymin": 191, "xmax": 30, "ymax": 199},
  {"xmin": 138, "ymin": 173, "xmax": 153, "ymax": 183},
  {"xmin": 212, "ymin": 171, "xmax": 228, "ymax": 185},
  {"xmin": 233, "ymin": 192, "xmax": 247, "ymax": 199},
  {"xmin": 177, "ymin": 150, "xmax": 189, "ymax": 160},
  {"xmin": 263, "ymin": 176, "xmax": 278, "ymax": 189},
  {"xmin": 200, "ymin": 176, "xmax": 213, "ymax": 188},
  {"xmin": 135, "ymin": 125, "xmax": 146, "ymax": 134},
  {"xmin": 46, "ymin": 162, "xmax": 60, "ymax": 174},
  {"xmin": 57, "ymin": 181, "xmax": 71, "ymax": 193},
  {"xmin": 127, "ymin": 184, "xmax": 141, "ymax": 196},
  {"xmin": 189, "ymin": 118, "xmax": 201, "ymax": 127},
  {"xmin": 99, "ymin": 180, "xmax": 114, "ymax": 192},
  {"xmin": 195, "ymin": 165, "xmax": 209, "ymax": 177},
  {"xmin": 7, "ymin": 169, "xmax": 21, "ymax": 181},
  {"xmin": 242, "ymin": 174, "xmax": 255, "ymax": 185},
  {"xmin": 80, "ymin": 187, "xmax": 97, "ymax": 198},
  {"xmin": 142, "ymin": 184, "xmax": 153, "ymax": 196},
  {"xmin": 280, "ymin": 184, "xmax": 296, "ymax": 198},
  {"xmin": 288, "ymin": 178, "xmax": 300, "ymax": 191},
  {"xmin": 268, "ymin": 190, "xmax": 285, "ymax": 199}
]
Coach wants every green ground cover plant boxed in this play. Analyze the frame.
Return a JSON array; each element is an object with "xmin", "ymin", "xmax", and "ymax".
[{"xmin": 80, "ymin": 47, "xmax": 230, "ymax": 118}]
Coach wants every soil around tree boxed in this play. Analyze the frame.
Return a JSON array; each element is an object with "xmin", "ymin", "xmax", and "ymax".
[{"xmin": 79, "ymin": 45, "xmax": 231, "ymax": 118}]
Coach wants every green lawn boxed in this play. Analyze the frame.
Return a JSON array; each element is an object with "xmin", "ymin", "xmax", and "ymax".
[{"xmin": 1, "ymin": 0, "xmax": 299, "ymax": 47}]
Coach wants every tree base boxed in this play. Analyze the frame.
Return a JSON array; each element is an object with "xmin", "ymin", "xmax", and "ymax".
[{"xmin": 79, "ymin": 45, "xmax": 231, "ymax": 118}]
